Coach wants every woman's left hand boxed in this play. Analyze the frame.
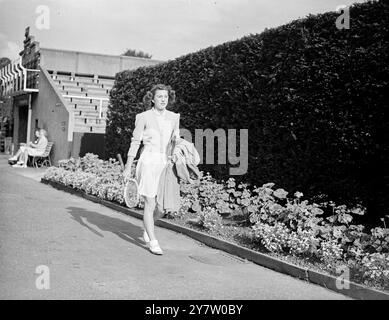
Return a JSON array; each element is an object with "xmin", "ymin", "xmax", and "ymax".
[{"xmin": 168, "ymin": 154, "xmax": 178, "ymax": 163}]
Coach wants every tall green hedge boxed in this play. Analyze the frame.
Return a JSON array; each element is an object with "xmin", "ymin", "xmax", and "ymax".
[{"xmin": 106, "ymin": 0, "xmax": 388, "ymax": 221}]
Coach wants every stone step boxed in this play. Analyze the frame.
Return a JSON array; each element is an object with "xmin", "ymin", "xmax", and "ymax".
[
  {"xmin": 74, "ymin": 123, "xmax": 106, "ymax": 133},
  {"xmin": 82, "ymin": 82, "xmax": 105, "ymax": 89},
  {"xmin": 52, "ymin": 76, "xmax": 114, "ymax": 88},
  {"xmin": 52, "ymin": 74, "xmax": 73, "ymax": 81},
  {"xmin": 74, "ymin": 122, "xmax": 106, "ymax": 128},
  {"xmin": 86, "ymin": 87, "xmax": 110, "ymax": 95},
  {"xmin": 74, "ymin": 128, "xmax": 106, "ymax": 134},
  {"xmin": 95, "ymin": 78, "xmax": 115, "ymax": 85},
  {"xmin": 73, "ymin": 76, "xmax": 98, "ymax": 83},
  {"xmin": 67, "ymin": 102, "xmax": 108, "ymax": 111},
  {"xmin": 73, "ymin": 110, "xmax": 100, "ymax": 117},
  {"xmin": 52, "ymin": 79, "xmax": 81, "ymax": 87},
  {"xmin": 59, "ymin": 87, "xmax": 84, "ymax": 94},
  {"xmin": 72, "ymin": 109, "xmax": 106, "ymax": 118},
  {"xmin": 61, "ymin": 91, "xmax": 89, "ymax": 97},
  {"xmin": 103, "ymin": 84, "xmax": 113, "ymax": 90},
  {"xmin": 63, "ymin": 97, "xmax": 109, "ymax": 106},
  {"xmin": 74, "ymin": 116, "xmax": 106, "ymax": 125},
  {"xmin": 52, "ymin": 74, "xmax": 111, "ymax": 84},
  {"xmin": 52, "ymin": 77, "xmax": 112, "ymax": 105},
  {"xmin": 61, "ymin": 91, "xmax": 109, "ymax": 99}
]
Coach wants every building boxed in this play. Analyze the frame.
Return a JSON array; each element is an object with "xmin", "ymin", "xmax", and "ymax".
[{"xmin": 0, "ymin": 27, "xmax": 162, "ymax": 164}]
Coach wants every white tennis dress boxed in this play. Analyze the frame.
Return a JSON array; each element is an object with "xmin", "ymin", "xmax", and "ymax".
[{"xmin": 135, "ymin": 108, "xmax": 173, "ymax": 198}]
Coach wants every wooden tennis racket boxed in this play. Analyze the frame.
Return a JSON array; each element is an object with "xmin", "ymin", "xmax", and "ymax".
[{"xmin": 117, "ymin": 153, "xmax": 140, "ymax": 208}]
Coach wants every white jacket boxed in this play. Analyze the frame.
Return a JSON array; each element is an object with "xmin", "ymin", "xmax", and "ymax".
[{"xmin": 173, "ymin": 138, "xmax": 200, "ymax": 166}]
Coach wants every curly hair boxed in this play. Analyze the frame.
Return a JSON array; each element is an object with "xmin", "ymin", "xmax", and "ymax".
[
  {"xmin": 40, "ymin": 128, "xmax": 48, "ymax": 138},
  {"xmin": 142, "ymin": 84, "xmax": 176, "ymax": 109}
]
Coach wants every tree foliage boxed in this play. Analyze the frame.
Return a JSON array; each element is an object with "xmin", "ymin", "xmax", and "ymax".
[
  {"xmin": 0, "ymin": 57, "xmax": 11, "ymax": 69},
  {"xmin": 122, "ymin": 49, "xmax": 152, "ymax": 59}
]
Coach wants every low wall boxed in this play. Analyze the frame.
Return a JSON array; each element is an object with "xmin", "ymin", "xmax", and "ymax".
[
  {"xmin": 40, "ymin": 48, "xmax": 163, "ymax": 76},
  {"xmin": 31, "ymin": 68, "xmax": 72, "ymax": 164},
  {"xmin": 72, "ymin": 132, "xmax": 106, "ymax": 160}
]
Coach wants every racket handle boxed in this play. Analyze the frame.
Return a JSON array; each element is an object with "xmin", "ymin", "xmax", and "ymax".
[{"xmin": 117, "ymin": 154, "xmax": 125, "ymax": 170}]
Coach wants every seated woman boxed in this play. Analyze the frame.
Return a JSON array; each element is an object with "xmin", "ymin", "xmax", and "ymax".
[
  {"xmin": 9, "ymin": 128, "xmax": 48, "ymax": 168},
  {"xmin": 8, "ymin": 128, "xmax": 40, "ymax": 163}
]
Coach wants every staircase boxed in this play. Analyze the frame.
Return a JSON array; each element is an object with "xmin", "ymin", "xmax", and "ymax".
[{"xmin": 48, "ymin": 71, "xmax": 114, "ymax": 134}]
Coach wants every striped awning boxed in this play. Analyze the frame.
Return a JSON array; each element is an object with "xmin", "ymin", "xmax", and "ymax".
[{"xmin": 0, "ymin": 57, "xmax": 40, "ymax": 96}]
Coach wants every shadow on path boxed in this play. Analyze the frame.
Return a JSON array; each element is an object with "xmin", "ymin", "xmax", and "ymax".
[{"xmin": 67, "ymin": 206, "xmax": 147, "ymax": 251}]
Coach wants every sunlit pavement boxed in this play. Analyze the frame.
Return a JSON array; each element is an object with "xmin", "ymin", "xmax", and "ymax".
[{"xmin": 0, "ymin": 154, "xmax": 350, "ymax": 299}]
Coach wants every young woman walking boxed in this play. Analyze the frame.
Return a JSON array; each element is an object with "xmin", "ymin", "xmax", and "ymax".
[{"xmin": 123, "ymin": 84, "xmax": 180, "ymax": 255}]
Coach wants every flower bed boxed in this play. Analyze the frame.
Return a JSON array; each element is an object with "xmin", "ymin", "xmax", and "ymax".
[{"xmin": 43, "ymin": 153, "xmax": 389, "ymax": 292}]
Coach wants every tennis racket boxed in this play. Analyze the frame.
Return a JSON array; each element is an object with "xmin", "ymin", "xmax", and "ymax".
[{"xmin": 117, "ymin": 153, "xmax": 140, "ymax": 208}]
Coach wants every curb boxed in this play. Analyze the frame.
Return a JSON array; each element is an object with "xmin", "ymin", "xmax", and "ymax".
[{"xmin": 41, "ymin": 178, "xmax": 389, "ymax": 300}]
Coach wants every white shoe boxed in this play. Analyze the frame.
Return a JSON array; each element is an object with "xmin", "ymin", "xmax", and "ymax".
[
  {"xmin": 12, "ymin": 163, "xmax": 26, "ymax": 168},
  {"xmin": 142, "ymin": 230, "xmax": 150, "ymax": 243},
  {"xmin": 8, "ymin": 156, "xmax": 17, "ymax": 161},
  {"xmin": 149, "ymin": 240, "xmax": 163, "ymax": 255}
]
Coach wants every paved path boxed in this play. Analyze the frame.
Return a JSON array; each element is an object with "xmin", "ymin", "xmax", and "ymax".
[{"xmin": 0, "ymin": 155, "xmax": 350, "ymax": 299}]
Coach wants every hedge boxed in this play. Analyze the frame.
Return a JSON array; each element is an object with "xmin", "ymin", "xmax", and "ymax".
[{"xmin": 106, "ymin": 0, "xmax": 388, "ymax": 222}]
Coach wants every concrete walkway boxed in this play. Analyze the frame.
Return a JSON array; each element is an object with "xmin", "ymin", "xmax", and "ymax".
[{"xmin": 0, "ymin": 155, "xmax": 350, "ymax": 299}]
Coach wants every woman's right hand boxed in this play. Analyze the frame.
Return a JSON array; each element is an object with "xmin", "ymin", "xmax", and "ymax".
[{"xmin": 123, "ymin": 162, "xmax": 133, "ymax": 181}]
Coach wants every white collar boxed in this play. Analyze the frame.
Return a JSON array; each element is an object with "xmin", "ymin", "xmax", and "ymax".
[{"xmin": 152, "ymin": 107, "xmax": 167, "ymax": 117}]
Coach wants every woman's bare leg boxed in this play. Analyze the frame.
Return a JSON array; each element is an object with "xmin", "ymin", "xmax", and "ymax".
[
  {"xmin": 10, "ymin": 148, "xmax": 22, "ymax": 159},
  {"xmin": 22, "ymin": 149, "xmax": 29, "ymax": 165},
  {"xmin": 143, "ymin": 196, "xmax": 157, "ymax": 241}
]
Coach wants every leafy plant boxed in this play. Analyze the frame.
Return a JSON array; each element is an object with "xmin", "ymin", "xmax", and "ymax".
[
  {"xmin": 44, "ymin": 153, "xmax": 389, "ymax": 290},
  {"xmin": 198, "ymin": 206, "xmax": 224, "ymax": 233}
]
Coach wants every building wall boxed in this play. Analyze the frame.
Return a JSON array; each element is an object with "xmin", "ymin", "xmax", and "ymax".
[
  {"xmin": 40, "ymin": 48, "xmax": 163, "ymax": 76},
  {"xmin": 30, "ymin": 68, "xmax": 71, "ymax": 164},
  {"xmin": 71, "ymin": 132, "xmax": 106, "ymax": 160}
]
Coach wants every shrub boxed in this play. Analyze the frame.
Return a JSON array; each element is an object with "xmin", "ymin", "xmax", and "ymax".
[
  {"xmin": 44, "ymin": 154, "xmax": 126, "ymax": 206},
  {"xmin": 369, "ymin": 227, "xmax": 389, "ymax": 253},
  {"xmin": 319, "ymin": 239, "xmax": 344, "ymax": 265},
  {"xmin": 107, "ymin": 1, "xmax": 389, "ymax": 220},
  {"xmin": 252, "ymin": 222, "xmax": 291, "ymax": 253},
  {"xmin": 288, "ymin": 228, "xmax": 318, "ymax": 255},
  {"xmin": 198, "ymin": 206, "xmax": 224, "ymax": 233},
  {"xmin": 360, "ymin": 253, "xmax": 389, "ymax": 288}
]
